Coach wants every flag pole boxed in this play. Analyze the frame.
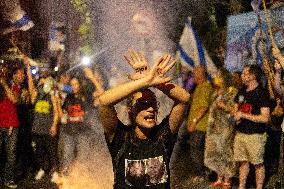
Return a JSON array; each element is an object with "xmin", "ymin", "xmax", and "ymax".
[
  {"xmin": 261, "ymin": 0, "xmax": 274, "ymax": 43},
  {"xmin": 261, "ymin": 0, "xmax": 284, "ymax": 70},
  {"xmin": 253, "ymin": 0, "xmax": 275, "ymax": 98},
  {"xmin": 260, "ymin": 0, "xmax": 284, "ymax": 117}
]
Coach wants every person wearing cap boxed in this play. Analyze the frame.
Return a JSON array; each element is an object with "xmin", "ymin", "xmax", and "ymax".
[{"xmin": 98, "ymin": 50, "xmax": 190, "ymax": 188}]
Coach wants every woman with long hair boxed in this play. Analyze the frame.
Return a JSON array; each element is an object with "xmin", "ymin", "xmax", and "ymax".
[{"xmin": 59, "ymin": 68, "xmax": 103, "ymax": 183}]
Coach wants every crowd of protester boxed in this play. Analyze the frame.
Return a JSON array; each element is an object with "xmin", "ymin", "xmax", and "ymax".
[
  {"xmin": 181, "ymin": 43, "xmax": 284, "ymax": 189},
  {"xmin": 0, "ymin": 43, "xmax": 283, "ymax": 189},
  {"xmin": 0, "ymin": 56, "xmax": 104, "ymax": 188}
]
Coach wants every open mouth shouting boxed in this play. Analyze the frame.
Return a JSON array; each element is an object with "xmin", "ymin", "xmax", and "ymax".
[
  {"xmin": 144, "ymin": 114, "xmax": 155, "ymax": 122},
  {"xmin": 135, "ymin": 108, "xmax": 157, "ymax": 129}
]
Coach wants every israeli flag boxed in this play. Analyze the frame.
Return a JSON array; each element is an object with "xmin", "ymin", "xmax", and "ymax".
[
  {"xmin": 13, "ymin": 14, "xmax": 34, "ymax": 31},
  {"xmin": 177, "ymin": 17, "xmax": 217, "ymax": 78},
  {"xmin": 1, "ymin": 9, "xmax": 34, "ymax": 35}
]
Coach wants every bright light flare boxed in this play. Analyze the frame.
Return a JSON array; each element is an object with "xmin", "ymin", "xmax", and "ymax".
[
  {"xmin": 54, "ymin": 66, "xmax": 59, "ymax": 72},
  {"xmin": 81, "ymin": 56, "xmax": 91, "ymax": 65},
  {"xmin": 31, "ymin": 68, "xmax": 37, "ymax": 75}
]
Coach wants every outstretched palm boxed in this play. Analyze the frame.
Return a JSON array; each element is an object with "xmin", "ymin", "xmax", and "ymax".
[
  {"xmin": 144, "ymin": 54, "xmax": 176, "ymax": 87},
  {"xmin": 124, "ymin": 49, "xmax": 150, "ymax": 80},
  {"xmin": 124, "ymin": 49, "xmax": 176, "ymax": 86}
]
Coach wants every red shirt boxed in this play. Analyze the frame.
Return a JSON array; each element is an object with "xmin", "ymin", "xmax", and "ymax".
[
  {"xmin": 0, "ymin": 99, "xmax": 19, "ymax": 128},
  {"xmin": 0, "ymin": 83, "xmax": 21, "ymax": 128}
]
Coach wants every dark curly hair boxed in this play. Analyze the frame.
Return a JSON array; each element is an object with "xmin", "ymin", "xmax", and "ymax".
[{"xmin": 244, "ymin": 64, "xmax": 263, "ymax": 83}]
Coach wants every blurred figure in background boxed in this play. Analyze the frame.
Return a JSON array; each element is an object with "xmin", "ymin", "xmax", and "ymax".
[
  {"xmin": 233, "ymin": 64, "xmax": 270, "ymax": 189},
  {"xmin": 59, "ymin": 68, "xmax": 103, "ymax": 186},
  {"xmin": 272, "ymin": 43, "xmax": 284, "ymax": 189},
  {"xmin": 186, "ymin": 65, "xmax": 214, "ymax": 181},
  {"xmin": 0, "ymin": 66, "xmax": 20, "ymax": 188},
  {"xmin": 13, "ymin": 58, "xmax": 35, "ymax": 180},
  {"xmin": 25, "ymin": 63, "xmax": 60, "ymax": 183},
  {"xmin": 204, "ymin": 68, "xmax": 237, "ymax": 189},
  {"xmin": 273, "ymin": 44, "xmax": 284, "ymax": 101}
]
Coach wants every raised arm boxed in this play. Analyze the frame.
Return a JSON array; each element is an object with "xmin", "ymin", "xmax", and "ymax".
[
  {"xmin": 50, "ymin": 94, "xmax": 59, "ymax": 137},
  {"xmin": 98, "ymin": 54, "xmax": 175, "ymax": 141},
  {"xmin": 98, "ymin": 55, "xmax": 173, "ymax": 106},
  {"xmin": 274, "ymin": 60, "xmax": 284, "ymax": 96},
  {"xmin": 155, "ymin": 83, "xmax": 189, "ymax": 133},
  {"xmin": 83, "ymin": 67, "xmax": 105, "ymax": 106},
  {"xmin": 0, "ymin": 78, "xmax": 18, "ymax": 103},
  {"xmin": 23, "ymin": 56, "xmax": 38, "ymax": 104},
  {"xmin": 272, "ymin": 45, "xmax": 284, "ymax": 68},
  {"xmin": 124, "ymin": 49, "xmax": 190, "ymax": 133}
]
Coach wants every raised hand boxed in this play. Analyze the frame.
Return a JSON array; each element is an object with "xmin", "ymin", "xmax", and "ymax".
[
  {"xmin": 124, "ymin": 49, "xmax": 149, "ymax": 69},
  {"xmin": 144, "ymin": 54, "xmax": 176, "ymax": 87},
  {"xmin": 272, "ymin": 42, "xmax": 281, "ymax": 57},
  {"xmin": 50, "ymin": 125, "xmax": 57, "ymax": 137},
  {"xmin": 156, "ymin": 54, "xmax": 176, "ymax": 76},
  {"xmin": 124, "ymin": 49, "xmax": 150, "ymax": 80},
  {"xmin": 275, "ymin": 60, "xmax": 282, "ymax": 72},
  {"xmin": 22, "ymin": 54, "xmax": 30, "ymax": 67},
  {"xmin": 0, "ymin": 77, "xmax": 6, "ymax": 85},
  {"xmin": 83, "ymin": 67, "xmax": 95, "ymax": 80}
]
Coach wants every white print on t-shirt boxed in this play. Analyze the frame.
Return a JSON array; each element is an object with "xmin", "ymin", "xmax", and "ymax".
[
  {"xmin": 125, "ymin": 156, "xmax": 168, "ymax": 186},
  {"xmin": 238, "ymin": 95, "xmax": 244, "ymax": 103}
]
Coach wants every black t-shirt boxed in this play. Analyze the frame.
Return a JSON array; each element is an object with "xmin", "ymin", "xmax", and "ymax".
[
  {"xmin": 32, "ymin": 92, "xmax": 54, "ymax": 134},
  {"xmin": 62, "ymin": 93, "xmax": 89, "ymax": 135},
  {"xmin": 107, "ymin": 116, "xmax": 176, "ymax": 189},
  {"xmin": 234, "ymin": 86, "xmax": 270, "ymax": 134}
]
